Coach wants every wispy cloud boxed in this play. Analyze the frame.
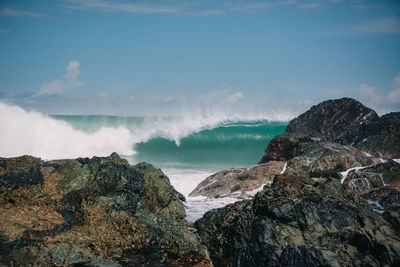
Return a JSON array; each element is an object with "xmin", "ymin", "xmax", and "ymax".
[
  {"xmin": 36, "ymin": 61, "xmax": 84, "ymax": 96},
  {"xmin": 359, "ymin": 72, "xmax": 400, "ymax": 105},
  {"xmin": 227, "ymin": 1, "xmax": 276, "ymax": 12},
  {"xmin": 60, "ymin": 0, "xmax": 379, "ymax": 16},
  {"xmin": 0, "ymin": 7, "xmax": 44, "ymax": 18},
  {"xmin": 298, "ymin": 2, "xmax": 321, "ymax": 9},
  {"xmin": 359, "ymin": 83, "xmax": 383, "ymax": 104},
  {"xmin": 63, "ymin": 0, "xmax": 183, "ymax": 14},
  {"xmin": 350, "ymin": 1, "xmax": 400, "ymax": 10},
  {"xmin": 313, "ymin": 16, "xmax": 400, "ymax": 37},
  {"xmin": 353, "ymin": 16, "xmax": 400, "ymax": 35},
  {"xmin": 61, "ymin": 0, "xmax": 230, "ymax": 16}
]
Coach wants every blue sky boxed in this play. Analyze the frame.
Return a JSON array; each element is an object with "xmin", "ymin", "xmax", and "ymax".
[{"xmin": 1, "ymin": 0, "xmax": 400, "ymax": 116}]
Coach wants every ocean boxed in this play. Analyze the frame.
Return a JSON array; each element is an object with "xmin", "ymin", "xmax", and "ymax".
[{"xmin": 0, "ymin": 102, "xmax": 287, "ymax": 221}]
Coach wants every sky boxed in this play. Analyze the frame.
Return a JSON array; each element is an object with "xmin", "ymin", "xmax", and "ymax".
[{"xmin": 1, "ymin": 0, "xmax": 400, "ymax": 117}]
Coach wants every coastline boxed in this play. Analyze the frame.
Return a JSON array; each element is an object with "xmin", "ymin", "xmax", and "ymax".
[{"xmin": 1, "ymin": 97, "xmax": 399, "ymax": 266}]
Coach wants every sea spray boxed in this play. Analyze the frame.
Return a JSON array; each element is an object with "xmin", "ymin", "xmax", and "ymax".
[{"xmin": 0, "ymin": 102, "xmax": 135, "ymax": 159}]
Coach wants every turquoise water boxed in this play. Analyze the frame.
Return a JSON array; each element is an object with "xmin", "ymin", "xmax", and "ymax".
[
  {"xmin": 134, "ymin": 122, "xmax": 286, "ymax": 167},
  {"xmin": 51, "ymin": 115, "xmax": 287, "ymax": 169}
]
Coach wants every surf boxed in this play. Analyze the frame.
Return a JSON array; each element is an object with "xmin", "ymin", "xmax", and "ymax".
[{"xmin": 0, "ymin": 102, "xmax": 288, "ymax": 165}]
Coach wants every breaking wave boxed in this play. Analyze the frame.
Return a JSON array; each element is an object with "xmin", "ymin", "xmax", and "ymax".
[{"xmin": 0, "ymin": 101, "xmax": 289, "ymax": 165}]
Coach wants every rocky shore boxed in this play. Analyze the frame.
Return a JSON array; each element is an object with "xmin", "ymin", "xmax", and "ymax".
[
  {"xmin": 194, "ymin": 98, "xmax": 400, "ymax": 266},
  {"xmin": 1, "ymin": 97, "xmax": 399, "ymax": 266},
  {"xmin": 0, "ymin": 153, "xmax": 211, "ymax": 266}
]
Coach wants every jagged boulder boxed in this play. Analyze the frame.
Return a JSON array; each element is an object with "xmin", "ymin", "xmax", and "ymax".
[
  {"xmin": 285, "ymin": 98, "xmax": 379, "ymax": 145},
  {"xmin": 355, "ymin": 112, "xmax": 400, "ymax": 158},
  {"xmin": 195, "ymin": 174, "xmax": 400, "ymax": 267},
  {"xmin": 280, "ymin": 98, "xmax": 399, "ymax": 158},
  {"xmin": 0, "ymin": 153, "xmax": 211, "ymax": 266}
]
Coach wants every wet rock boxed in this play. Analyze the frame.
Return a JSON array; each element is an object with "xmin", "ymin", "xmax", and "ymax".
[
  {"xmin": 259, "ymin": 133, "xmax": 381, "ymax": 180},
  {"xmin": 0, "ymin": 153, "xmax": 211, "ymax": 266},
  {"xmin": 343, "ymin": 159, "xmax": 400, "ymax": 191},
  {"xmin": 285, "ymin": 97, "xmax": 379, "ymax": 145},
  {"xmin": 355, "ymin": 112, "xmax": 400, "ymax": 158},
  {"xmin": 258, "ymin": 133, "xmax": 312, "ymax": 163},
  {"xmin": 0, "ymin": 155, "xmax": 43, "ymax": 192},
  {"xmin": 189, "ymin": 161, "xmax": 285, "ymax": 198},
  {"xmin": 362, "ymin": 185, "xmax": 400, "ymax": 234},
  {"xmin": 195, "ymin": 175, "xmax": 400, "ymax": 267}
]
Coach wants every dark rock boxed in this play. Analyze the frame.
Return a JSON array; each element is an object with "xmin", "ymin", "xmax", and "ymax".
[
  {"xmin": 258, "ymin": 133, "xmax": 312, "ymax": 163},
  {"xmin": 195, "ymin": 174, "xmax": 400, "ymax": 267},
  {"xmin": 355, "ymin": 112, "xmax": 400, "ymax": 158},
  {"xmin": 343, "ymin": 159, "xmax": 400, "ymax": 191},
  {"xmin": 259, "ymin": 133, "xmax": 381, "ymax": 180},
  {"xmin": 0, "ymin": 153, "xmax": 211, "ymax": 266},
  {"xmin": 75, "ymin": 257, "xmax": 122, "ymax": 267},
  {"xmin": 362, "ymin": 186, "xmax": 400, "ymax": 234},
  {"xmin": 0, "ymin": 155, "xmax": 43, "ymax": 192},
  {"xmin": 277, "ymin": 98, "xmax": 399, "ymax": 158},
  {"xmin": 285, "ymin": 97, "xmax": 379, "ymax": 145}
]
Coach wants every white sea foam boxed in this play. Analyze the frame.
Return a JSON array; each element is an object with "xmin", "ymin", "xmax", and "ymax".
[
  {"xmin": 245, "ymin": 183, "xmax": 269, "ymax": 196},
  {"xmin": 340, "ymin": 165, "xmax": 372, "ymax": 184},
  {"xmin": 162, "ymin": 167, "xmax": 240, "ymax": 223},
  {"xmin": 0, "ymin": 102, "xmax": 135, "ymax": 159},
  {"xmin": 162, "ymin": 167, "xmax": 215, "ymax": 197},
  {"xmin": 280, "ymin": 162, "xmax": 288, "ymax": 174}
]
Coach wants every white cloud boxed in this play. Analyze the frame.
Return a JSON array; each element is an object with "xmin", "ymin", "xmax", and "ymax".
[
  {"xmin": 63, "ymin": 0, "xmax": 228, "ymax": 16},
  {"xmin": 36, "ymin": 61, "xmax": 84, "ymax": 96},
  {"xmin": 359, "ymin": 83, "xmax": 383, "ymax": 103},
  {"xmin": 0, "ymin": 7, "xmax": 44, "ymax": 18},
  {"xmin": 388, "ymin": 72, "xmax": 400, "ymax": 103},
  {"xmin": 64, "ymin": 0, "xmax": 182, "ymax": 14}
]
